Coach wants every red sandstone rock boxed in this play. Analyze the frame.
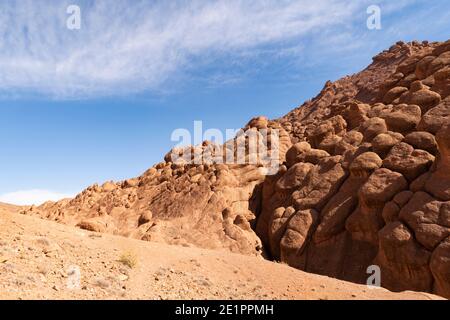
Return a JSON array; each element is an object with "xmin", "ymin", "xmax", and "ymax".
[{"xmin": 28, "ymin": 40, "xmax": 450, "ymax": 299}]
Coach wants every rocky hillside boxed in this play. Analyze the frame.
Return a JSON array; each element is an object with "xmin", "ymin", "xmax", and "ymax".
[
  {"xmin": 24, "ymin": 40, "xmax": 450, "ymax": 298},
  {"xmin": 0, "ymin": 203, "xmax": 22, "ymax": 213}
]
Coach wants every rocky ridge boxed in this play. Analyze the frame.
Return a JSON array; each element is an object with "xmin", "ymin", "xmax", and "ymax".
[{"xmin": 24, "ymin": 40, "xmax": 450, "ymax": 298}]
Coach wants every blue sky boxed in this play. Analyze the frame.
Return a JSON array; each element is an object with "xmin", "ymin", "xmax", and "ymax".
[{"xmin": 0, "ymin": 0, "xmax": 449, "ymax": 205}]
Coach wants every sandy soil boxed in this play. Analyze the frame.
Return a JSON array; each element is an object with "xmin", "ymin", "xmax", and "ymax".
[{"xmin": 0, "ymin": 205, "xmax": 443, "ymax": 300}]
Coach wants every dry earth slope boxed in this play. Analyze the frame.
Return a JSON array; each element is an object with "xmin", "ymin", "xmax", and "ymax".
[
  {"xmin": 20, "ymin": 39, "xmax": 450, "ymax": 298},
  {"xmin": 0, "ymin": 207, "xmax": 443, "ymax": 300}
]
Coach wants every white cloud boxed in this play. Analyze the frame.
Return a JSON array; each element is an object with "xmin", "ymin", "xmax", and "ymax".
[
  {"xmin": 0, "ymin": 0, "xmax": 372, "ymax": 98},
  {"xmin": 0, "ymin": 189, "xmax": 73, "ymax": 206},
  {"xmin": 0, "ymin": 0, "xmax": 434, "ymax": 99}
]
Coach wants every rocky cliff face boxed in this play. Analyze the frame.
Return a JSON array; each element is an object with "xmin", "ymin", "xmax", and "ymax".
[
  {"xmin": 25, "ymin": 40, "xmax": 450, "ymax": 298},
  {"xmin": 257, "ymin": 39, "xmax": 450, "ymax": 298}
]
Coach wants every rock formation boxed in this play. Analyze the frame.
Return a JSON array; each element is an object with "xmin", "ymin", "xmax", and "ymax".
[{"xmin": 25, "ymin": 40, "xmax": 450, "ymax": 298}]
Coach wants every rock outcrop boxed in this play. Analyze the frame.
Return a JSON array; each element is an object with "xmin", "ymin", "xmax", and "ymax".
[
  {"xmin": 26, "ymin": 40, "xmax": 450, "ymax": 298},
  {"xmin": 255, "ymin": 40, "xmax": 450, "ymax": 298},
  {"xmin": 26, "ymin": 119, "xmax": 291, "ymax": 257}
]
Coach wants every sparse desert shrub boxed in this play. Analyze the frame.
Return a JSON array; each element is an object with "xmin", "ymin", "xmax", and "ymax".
[{"xmin": 118, "ymin": 251, "xmax": 138, "ymax": 269}]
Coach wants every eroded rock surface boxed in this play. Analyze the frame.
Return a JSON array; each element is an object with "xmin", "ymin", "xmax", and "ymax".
[
  {"xmin": 27, "ymin": 40, "xmax": 450, "ymax": 298},
  {"xmin": 258, "ymin": 40, "xmax": 450, "ymax": 298}
]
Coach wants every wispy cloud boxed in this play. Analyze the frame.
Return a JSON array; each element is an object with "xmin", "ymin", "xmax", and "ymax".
[
  {"xmin": 0, "ymin": 189, "xmax": 73, "ymax": 206},
  {"xmin": 0, "ymin": 0, "xmax": 364, "ymax": 98},
  {"xmin": 0, "ymin": 0, "xmax": 437, "ymax": 99}
]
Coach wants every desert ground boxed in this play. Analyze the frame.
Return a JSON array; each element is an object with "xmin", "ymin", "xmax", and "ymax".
[{"xmin": 0, "ymin": 203, "xmax": 442, "ymax": 300}]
